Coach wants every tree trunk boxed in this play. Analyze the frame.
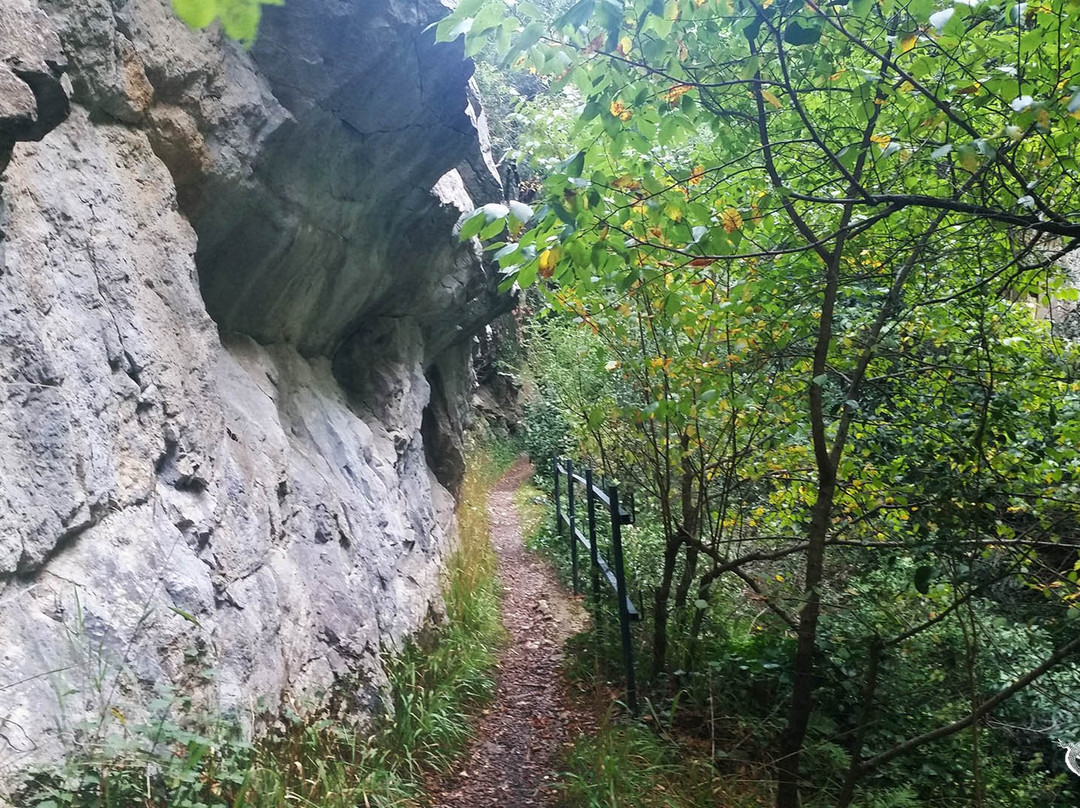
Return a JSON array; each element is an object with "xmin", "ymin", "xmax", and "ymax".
[
  {"xmin": 673, "ymin": 453, "xmax": 701, "ymax": 616},
  {"xmin": 775, "ymin": 476, "xmax": 836, "ymax": 808},
  {"xmin": 837, "ymin": 640, "xmax": 882, "ymax": 808},
  {"xmin": 673, "ymin": 542, "xmax": 700, "ymax": 614},
  {"xmin": 651, "ymin": 534, "xmax": 681, "ymax": 679}
]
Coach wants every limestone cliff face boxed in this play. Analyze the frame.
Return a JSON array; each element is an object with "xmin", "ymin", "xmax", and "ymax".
[{"xmin": 0, "ymin": 0, "xmax": 502, "ymax": 775}]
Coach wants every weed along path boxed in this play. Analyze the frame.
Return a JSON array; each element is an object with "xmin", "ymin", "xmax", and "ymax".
[{"xmin": 428, "ymin": 459, "xmax": 593, "ymax": 807}]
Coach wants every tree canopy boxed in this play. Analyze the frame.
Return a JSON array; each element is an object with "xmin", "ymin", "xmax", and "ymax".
[{"xmin": 444, "ymin": 0, "xmax": 1080, "ymax": 804}]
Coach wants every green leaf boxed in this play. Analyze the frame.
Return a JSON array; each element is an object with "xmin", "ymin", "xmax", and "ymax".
[
  {"xmin": 168, "ymin": 606, "xmax": 203, "ymax": 627},
  {"xmin": 555, "ymin": 0, "xmax": 595, "ymax": 31},
  {"xmin": 587, "ymin": 406, "xmax": 605, "ymax": 428},
  {"xmin": 459, "ymin": 210, "xmax": 487, "ymax": 240},
  {"xmin": 172, "ymin": 0, "xmax": 217, "ymax": 28},
  {"xmin": 509, "ymin": 200, "xmax": 535, "ymax": 224},
  {"xmin": 493, "ymin": 242, "xmax": 521, "ymax": 262},
  {"xmin": 218, "ymin": 0, "xmax": 261, "ymax": 44},
  {"xmin": 517, "ymin": 260, "xmax": 539, "ymax": 287},
  {"xmin": 480, "ymin": 202, "xmax": 510, "ymax": 222},
  {"xmin": 455, "ymin": 0, "xmax": 489, "ymax": 16},
  {"xmin": 445, "ymin": 15, "xmax": 474, "ymax": 40},
  {"xmin": 505, "ymin": 21, "xmax": 545, "ymax": 65},
  {"xmin": 560, "ymin": 150, "xmax": 587, "ymax": 178},
  {"xmin": 480, "ymin": 216, "xmax": 507, "ymax": 239},
  {"xmin": 471, "ymin": 2, "xmax": 505, "ymax": 35},
  {"xmin": 783, "ymin": 20, "xmax": 823, "ymax": 46}
]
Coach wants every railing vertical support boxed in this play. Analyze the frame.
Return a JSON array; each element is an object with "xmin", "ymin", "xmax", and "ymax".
[
  {"xmin": 585, "ymin": 468, "xmax": 600, "ymax": 612},
  {"xmin": 567, "ymin": 459, "xmax": 579, "ymax": 595},
  {"xmin": 553, "ymin": 456, "xmax": 562, "ymax": 542},
  {"xmin": 609, "ymin": 484, "xmax": 638, "ymax": 715}
]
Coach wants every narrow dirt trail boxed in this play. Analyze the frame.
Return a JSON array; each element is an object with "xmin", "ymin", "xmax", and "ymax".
[{"xmin": 428, "ymin": 460, "xmax": 595, "ymax": 807}]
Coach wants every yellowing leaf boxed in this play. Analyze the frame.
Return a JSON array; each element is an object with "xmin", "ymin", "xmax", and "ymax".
[
  {"xmin": 538, "ymin": 247, "xmax": 561, "ymax": 278},
  {"xmin": 761, "ymin": 90, "xmax": 782, "ymax": 109},
  {"xmin": 900, "ymin": 33, "xmax": 917, "ymax": 53},
  {"xmin": 617, "ymin": 36, "xmax": 632, "ymax": 56},
  {"xmin": 688, "ymin": 164, "xmax": 706, "ymax": 186},
  {"xmin": 664, "ymin": 204, "xmax": 683, "ymax": 222},
  {"xmin": 663, "ymin": 83, "xmax": 694, "ymax": 104},
  {"xmin": 721, "ymin": 207, "xmax": 743, "ymax": 233},
  {"xmin": 583, "ymin": 34, "xmax": 605, "ymax": 55},
  {"xmin": 609, "ymin": 99, "xmax": 633, "ymax": 121}
]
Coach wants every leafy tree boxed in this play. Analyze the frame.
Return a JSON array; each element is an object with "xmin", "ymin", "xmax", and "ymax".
[{"xmin": 445, "ymin": 0, "xmax": 1080, "ymax": 803}]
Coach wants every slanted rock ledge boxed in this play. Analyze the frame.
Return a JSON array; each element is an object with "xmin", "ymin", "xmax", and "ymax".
[{"xmin": 0, "ymin": 0, "xmax": 504, "ymax": 777}]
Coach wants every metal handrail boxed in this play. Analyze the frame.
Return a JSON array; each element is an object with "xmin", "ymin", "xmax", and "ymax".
[{"xmin": 553, "ymin": 456, "xmax": 639, "ymax": 714}]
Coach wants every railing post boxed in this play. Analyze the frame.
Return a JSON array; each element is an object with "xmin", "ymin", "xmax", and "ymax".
[
  {"xmin": 585, "ymin": 467, "xmax": 600, "ymax": 612},
  {"xmin": 609, "ymin": 484, "xmax": 638, "ymax": 715},
  {"xmin": 567, "ymin": 459, "xmax": 579, "ymax": 595},
  {"xmin": 553, "ymin": 456, "xmax": 562, "ymax": 542}
]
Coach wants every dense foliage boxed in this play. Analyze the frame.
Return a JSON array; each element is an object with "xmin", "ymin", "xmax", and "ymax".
[{"xmin": 444, "ymin": 0, "xmax": 1080, "ymax": 804}]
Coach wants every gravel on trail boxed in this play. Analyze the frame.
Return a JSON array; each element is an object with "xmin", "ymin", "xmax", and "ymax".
[{"xmin": 427, "ymin": 460, "xmax": 597, "ymax": 807}]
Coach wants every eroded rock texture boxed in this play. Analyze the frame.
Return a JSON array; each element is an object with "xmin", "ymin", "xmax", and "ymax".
[{"xmin": 0, "ymin": 0, "xmax": 503, "ymax": 776}]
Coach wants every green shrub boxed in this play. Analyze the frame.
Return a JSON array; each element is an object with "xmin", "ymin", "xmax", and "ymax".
[
  {"xmin": 521, "ymin": 398, "xmax": 571, "ymax": 470},
  {"xmin": 557, "ymin": 708, "xmax": 754, "ymax": 808}
]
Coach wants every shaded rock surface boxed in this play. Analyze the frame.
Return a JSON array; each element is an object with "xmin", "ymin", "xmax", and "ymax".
[
  {"xmin": 0, "ymin": 0, "xmax": 69, "ymax": 173},
  {"xmin": 0, "ymin": 0, "xmax": 504, "ymax": 779}
]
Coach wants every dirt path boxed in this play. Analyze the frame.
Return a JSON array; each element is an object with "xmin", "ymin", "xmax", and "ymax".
[{"xmin": 428, "ymin": 460, "xmax": 594, "ymax": 807}]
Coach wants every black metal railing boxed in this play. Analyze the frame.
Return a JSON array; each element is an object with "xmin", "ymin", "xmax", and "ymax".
[{"xmin": 553, "ymin": 457, "xmax": 639, "ymax": 714}]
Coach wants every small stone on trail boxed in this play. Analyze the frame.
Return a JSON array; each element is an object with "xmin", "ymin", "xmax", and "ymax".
[{"xmin": 426, "ymin": 461, "xmax": 596, "ymax": 808}]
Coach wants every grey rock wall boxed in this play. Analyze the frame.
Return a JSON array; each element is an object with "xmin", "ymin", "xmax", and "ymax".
[{"xmin": 0, "ymin": 0, "xmax": 503, "ymax": 780}]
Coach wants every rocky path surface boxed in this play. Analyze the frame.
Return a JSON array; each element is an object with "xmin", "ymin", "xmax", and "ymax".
[{"xmin": 428, "ymin": 460, "xmax": 594, "ymax": 807}]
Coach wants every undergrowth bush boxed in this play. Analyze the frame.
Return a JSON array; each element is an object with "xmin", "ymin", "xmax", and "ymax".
[
  {"xmin": 13, "ymin": 445, "xmax": 508, "ymax": 808},
  {"xmin": 556, "ymin": 707, "xmax": 757, "ymax": 808},
  {"xmin": 519, "ymin": 465, "xmax": 1077, "ymax": 807}
]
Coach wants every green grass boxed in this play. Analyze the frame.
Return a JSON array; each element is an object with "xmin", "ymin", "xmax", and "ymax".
[
  {"xmin": 13, "ymin": 444, "xmax": 508, "ymax": 808},
  {"xmin": 556, "ymin": 707, "xmax": 762, "ymax": 808},
  {"xmin": 377, "ymin": 442, "xmax": 506, "ymax": 776}
]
